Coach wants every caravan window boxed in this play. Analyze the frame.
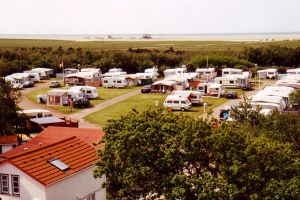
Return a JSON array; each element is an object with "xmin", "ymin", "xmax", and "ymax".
[
  {"xmin": 181, "ymin": 101, "xmax": 187, "ymax": 104},
  {"xmin": 198, "ymin": 86, "xmax": 204, "ymax": 90},
  {"xmin": 117, "ymin": 81, "xmax": 122, "ymax": 83},
  {"xmin": 87, "ymin": 90, "xmax": 92, "ymax": 94},
  {"xmin": 167, "ymin": 100, "xmax": 172, "ymax": 103},
  {"xmin": 173, "ymin": 100, "xmax": 179, "ymax": 104},
  {"xmin": 205, "ymin": 72, "xmax": 211, "ymax": 74},
  {"xmin": 224, "ymin": 72, "xmax": 229, "ymax": 74},
  {"xmin": 229, "ymin": 81, "xmax": 234, "ymax": 84},
  {"xmin": 104, "ymin": 80, "xmax": 108, "ymax": 83},
  {"xmin": 113, "ymin": 80, "xmax": 116, "ymax": 83},
  {"xmin": 219, "ymin": 81, "xmax": 222, "ymax": 84}
]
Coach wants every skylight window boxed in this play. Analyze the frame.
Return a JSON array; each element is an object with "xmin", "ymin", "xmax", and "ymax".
[{"xmin": 49, "ymin": 159, "xmax": 70, "ymax": 171}]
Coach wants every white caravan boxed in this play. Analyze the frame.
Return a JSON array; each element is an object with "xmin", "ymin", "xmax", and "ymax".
[
  {"xmin": 256, "ymin": 90, "xmax": 293, "ymax": 108},
  {"xmin": 164, "ymin": 76, "xmax": 190, "ymax": 90},
  {"xmin": 286, "ymin": 68, "xmax": 300, "ymax": 75},
  {"xmin": 197, "ymin": 83, "xmax": 225, "ymax": 97},
  {"xmin": 163, "ymin": 95, "xmax": 192, "ymax": 111},
  {"xmin": 69, "ymin": 86, "xmax": 99, "ymax": 99},
  {"xmin": 257, "ymin": 70, "xmax": 267, "ymax": 79},
  {"xmin": 214, "ymin": 75, "xmax": 249, "ymax": 88},
  {"xmin": 5, "ymin": 73, "xmax": 33, "ymax": 87},
  {"xmin": 276, "ymin": 76, "xmax": 300, "ymax": 89},
  {"xmin": 196, "ymin": 68, "xmax": 217, "ymax": 80},
  {"xmin": 171, "ymin": 91, "xmax": 203, "ymax": 105},
  {"xmin": 19, "ymin": 109, "xmax": 53, "ymax": 118},
  {"xmin": 102, "ymin": 77, "xmax": 128, "ymax": 88},
  {"xmin": 164, "ymin": 67, "xmax": 187, "ymax": 78},
  {"xmin": 30, "ymin": 68, "xmax": 54, "ymax": 79},
  {"xmin": 222, "ymin": 68, "xmax": 243, "ymax": 77},
  {"xmin": 251, "ymin": 95, "xmax": 286, "ymax": 110},
  {"xmin": 266, "ymin": 68, "xmax": 278, "ymax": 79},
  {"xmin": 24, "ymin": 71, "xmax": 41, "ymax": 82},
  {"xmin": 145, "ymin": 67, "xmax": 159, "ymax": 79}
]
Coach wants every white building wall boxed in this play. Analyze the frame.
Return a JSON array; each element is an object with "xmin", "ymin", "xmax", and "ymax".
[
  {"xmin": 46, "ymin": 167, "xmax": 106, "ymax": 200},
  {"xmin": 1, "ymin": 145, "xmax": 13, "ymax": 153},
  {"xmin": 0, "ymin": 162, "xmax": 46, "ymax": 200}
]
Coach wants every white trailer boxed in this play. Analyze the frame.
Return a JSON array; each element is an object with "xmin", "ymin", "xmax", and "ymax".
[
  {"xmin": 222, "ymin": 68, "xmax": 243, "ymax": 77},
  {"xmin": 287, "ymin": 68, "xmax": 300, "ymax": 75},
  {"xmin": 266, "ymin": 68, "xmax": 278, "ymax": 79},
  {"xmin": 197, "ymin": 83, "xmax": 225, "ymax": 97},
  {"xmin": 276, "ymin": 76, "xmax": 300, "ymax": 89},
  {"xmin": 164, "ymin": 76, "xmax": 190, "ymax": 90},
  {"xmin": 164, "ymin": 67, "xmax": 187, "ymax": 78},
  {"xmin": 24, "ymin": 71, "xmax": 40, "ymax": 82},
  {"xmin": 196, "ymin": 68, "xmax": 217, "ymax": 80},
  {"xmin": 69, "ymin": 86, "xmax": 99, "ymax": 99},
  {"xmin": 163, "ymin": 95, "xmax": 192, "ymax": 111},
  {"xmin": 257, "ymin": 70, "xmax": 267, "ymax": 79},
  {"xmin": 251, "ymin": 95, "xmax": 286, "ymax": 110},
  {"xmin": 214, "ymin": 75, "xmax": 249, "ymax": 88},
  {"xmin": 171, "ymin": 90, "xmax": 203, "ymax": 105},
  {"xmin": 102, "ymin": 77, "xmax": 128, "ymax": 88}
]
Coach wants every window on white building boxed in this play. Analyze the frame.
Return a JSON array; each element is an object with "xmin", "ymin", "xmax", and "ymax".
[
  {"xmin": 0, "ymin": 174, "xmax": 9, "ymax": 194},
  {"xmin": 11, "ymin": 175, "xmax": 20, "ymax": 196}
]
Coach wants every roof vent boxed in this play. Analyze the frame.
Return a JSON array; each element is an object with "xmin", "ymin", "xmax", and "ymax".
[
  {"xmin": 39, "ymin": 142, "xmax": 43, "ymax": 146},
  {"xmin": 24, "ymin": 147, "xmax": 29, "ymax": 151}
]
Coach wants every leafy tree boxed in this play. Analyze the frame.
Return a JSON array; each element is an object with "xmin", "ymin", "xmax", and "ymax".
[
  {"xmin": 0, "ymin": 78, "xmax": 28, "ymax": 135},
  {"xmin": 94, "ymin": 109, "xmax": 300, "ymax": 200}
]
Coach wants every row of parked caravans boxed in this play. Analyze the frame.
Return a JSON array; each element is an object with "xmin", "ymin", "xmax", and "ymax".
[
  {"xmin": 39, "ymin": 86, "xmax": 99, "ymax": 106},
  {"xmin": 4, "ymin": 68, "xmax": 54, "ymax": 88}
]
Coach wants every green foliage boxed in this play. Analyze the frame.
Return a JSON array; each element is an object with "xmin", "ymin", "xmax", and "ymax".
[
  {"xmin": 94, "ymin": 109, "xmax": 300, "ymax": 200},
  {"xmin": 0, "ymin": 78, "xmax": 28, "ymax": 135}
]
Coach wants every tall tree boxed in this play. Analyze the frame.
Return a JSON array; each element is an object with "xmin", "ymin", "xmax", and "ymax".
[
  {"xmin": 0, "ymin": 78, "xmax": 28, "ymax": 136},
  {"xmin": 94, "ymin": 110, "xmax": 300, "ymax": 200}
]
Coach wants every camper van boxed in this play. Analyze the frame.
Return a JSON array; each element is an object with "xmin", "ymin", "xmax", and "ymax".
[
  {"xmin": 19, "ymin": 109, "xmax": 53, "ymax": 118},
  {"xmin": 197, "ymin": 83, "xmax": 225, "ymax": 97},
  {"xmin": 222, "ymin": 68, "xmax": 243, "ymax": 77},
  {"xmin": 171, "ymin": 91, "xmax": 203, "ymax": 105},
  {"xmin": 214, "ymin": 75, "xmax": 249, "ymax": 88},
  {"xmin": 69, "ymin": 86, "xmax": 99, "ymax": 99},
  {"xmin": 196, "ymin": 68, "xmax": 217, "ymax": 80},
  {"xmin": 102, "ymin": 77, "xmax": 128, "ymax": 88},
  {"xmin": 163, "ymin": 95, "xmax": 192, "ymax": 111}
]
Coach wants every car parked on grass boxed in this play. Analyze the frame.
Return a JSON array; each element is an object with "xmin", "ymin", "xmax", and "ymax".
[
  {"xmin": 72, "ymin": 97, "xmax": 90, "ymax": 108},
  {"xmin": 49, "ymin": 80, "xmax": 61, "ymax": 88},
  {"xmin": 225, "ymin": 91, "xmax": 238, "ymax": 99},
  {"xmin": 141, "ymin": 85, "xmax": 152, "ymax": 93}
]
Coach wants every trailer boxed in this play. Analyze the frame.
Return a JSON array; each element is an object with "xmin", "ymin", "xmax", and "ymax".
[
  {"xmin": 196, "ymin": 68, "xmax": 217, "ymax": 80},
  {"xmin": 102, "ymin": 76, "xmax": 128, "ymax": 88},
  {"xmin": 214, "ymin": 75, "xmax": 249, "ymax": 88}
]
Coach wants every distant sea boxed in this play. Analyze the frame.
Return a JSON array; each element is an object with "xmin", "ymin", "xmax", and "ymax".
[{"xmin": 1, "ymin": 32, "xmax": 300, "ymax": 41}]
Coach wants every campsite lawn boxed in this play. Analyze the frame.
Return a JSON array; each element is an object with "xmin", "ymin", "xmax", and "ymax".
[
  {"xmin": 84, "ymin": 93, "xmax": 228, "ymax": 127},
  {"xmin": 25, "ymin": 86, "xmax": 141, "ymax": 114}
]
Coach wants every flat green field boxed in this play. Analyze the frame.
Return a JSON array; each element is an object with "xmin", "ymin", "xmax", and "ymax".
[
  {"xmin": 85, "ymin": 93, "xmax": 228, "ymax": 127},
  {"xmin": 1, "ymin": 39, "xmax": 300, "ymax": 52},
  {"xmin": 25, "ymin": 86, "xmax": 140, "ymax": 114}
]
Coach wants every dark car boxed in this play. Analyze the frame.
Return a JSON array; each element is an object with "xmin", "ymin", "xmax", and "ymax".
[
  {"xmin": 72, "ymin": 97, "xmax": 90, "ymax": 108},
  {"xmin": 225, "ymin": 91, "xmax": 238, "ymax": 99},
  {"xmin": 141, "ymin": 85, "xmax": 152, "ymax": 93},
  {"xmin": 242, "ymin": 83, "xmax": 252, "ymax": 91}
]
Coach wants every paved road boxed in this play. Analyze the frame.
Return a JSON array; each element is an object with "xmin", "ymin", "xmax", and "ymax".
[{"xmin": 19, "ymin": 81, "xmax": 141, "ymax": 128}]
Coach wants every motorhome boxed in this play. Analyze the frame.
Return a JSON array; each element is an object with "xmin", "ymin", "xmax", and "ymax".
[
  {"xmin": 69, "ymin": 86, "xmax": 99, "ymax": 99},
  {"xmin": 171, "ymin": 90, "xmax": 203, "ymax": 105},
  {"xmin": 214, "ymin": 75, "xmax": 249, "ymax": 88},
  {"xmin": 222, "ymin": 68, "xmax": 243, "ymax": 77},
  {"xmin": 19, "ymin": 109, "xmax": 53, "ymax": 118},
  {"xmin": 164, "ymin": 67, "xmax": 187, "ymax": 78},
  {"xmin": 286, "ymin": 68, "xmax": 300, "ymax": 75},
  {"xmin": 102, "ymin": 76, "xmax": 128, "ymax": 88},
  {"xmin": 197, "ymin": 83, "xmax": 225, "ymax": 97},
  {"xmin": 163, "ymin": 95, "xmax": 192, "ymax": 111},
  {"xmin": 196, "ymin": 68, "xmax": 217, "ymax": 80},
  {"xmin": 251, "ymin": 95, "xmax": 286, "ymax": 110}
]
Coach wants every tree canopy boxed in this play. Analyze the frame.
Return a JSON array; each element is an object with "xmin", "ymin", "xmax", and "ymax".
[
  {"xmin": 94, "ymin": 109, "xmax": 300, "ymax": 200},
  {"xmin": 0, "ymin": 78, "xmax": 28, "ymax": 135}
]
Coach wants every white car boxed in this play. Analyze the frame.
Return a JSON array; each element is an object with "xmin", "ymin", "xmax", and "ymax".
[
  {"xmin": 164, "ymin": 95, "xmax": 192, "ymax": 111},
  {"xmin": 49, "ymin": 80, "xmax": 61, "ymax": 88}
]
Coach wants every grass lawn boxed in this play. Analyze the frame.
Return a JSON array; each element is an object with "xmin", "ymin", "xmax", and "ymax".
[
  {"xmin": 84, "ymin": 93, "xmax": 228, "ymax": 127},
  {"xmin": 25, "ymin": 86, "xmax": 141, "ymax": 114}
]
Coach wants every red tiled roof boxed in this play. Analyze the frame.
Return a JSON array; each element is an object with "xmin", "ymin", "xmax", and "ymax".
[
  {"xmin": 2, "ymin": 126, "xmax": 104, "ymax": 157},
  {"xmin": 3, "ymin": 136, "xmax": 98, "ymax": 186},
  {"xmin": 0, "ymin": 135, "xmax": 18, "ymax": 145}
]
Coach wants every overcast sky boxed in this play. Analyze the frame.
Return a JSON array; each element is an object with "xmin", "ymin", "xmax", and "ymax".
[{"xmin": 1, "ymin": 0, "xmax": 300, "ymax": 34}]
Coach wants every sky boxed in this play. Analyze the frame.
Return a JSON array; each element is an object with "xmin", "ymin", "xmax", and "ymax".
[{"xmin": 0, "ymin": 0, "xmax": 300, "ymax": 35}]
